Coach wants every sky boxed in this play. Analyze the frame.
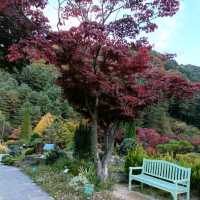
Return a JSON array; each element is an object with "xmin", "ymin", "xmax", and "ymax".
[{"xmin": 45, "ymin": 0, "xmax": 200, "ymax": 66}]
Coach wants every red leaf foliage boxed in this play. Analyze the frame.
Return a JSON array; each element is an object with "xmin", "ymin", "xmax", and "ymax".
[
  {"xmin": 137, "ymin": 128, "xmax": 200, "ymax": 154},
  {"xmin": 137, "ymin": 128, "xmax": 169, "ymax": 148},
  {"xmin": 3, "ymin": 0, "xmax": 200, "ymax": 137},
  {"xmin": 0, "ymin": 0, "xmax": 49, "ymax": 64}
]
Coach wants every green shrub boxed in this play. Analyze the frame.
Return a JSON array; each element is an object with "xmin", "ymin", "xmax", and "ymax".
[
  {"xmin": 124, "ymin": 145, "xmax": 149, "ymax": 174},
  {"xmin": 119, "ymin": 138, "xmax": 135, "ymax": 155},
  {"xmin": 74, "ymin": 123, "xmax": 92, "ymax": 159},
  {"xmin": 121, "ymin": 121, "xmax": 136, "ymax": 139},
  {"xmin": 142, "ymin": 102, "xmax": 172, "ymax": 135},
  {"xmin": 44, "ymin": 118, "xmax": 78, "ymax": 148},
  {"xmin": 45, "ymin": 150, "xmax": 59, "ymax": 165},
  {"xmin": 24, "ymin": 148, "xmax": 35, "ymax": 155},
  {"xmin": 156, "ymin": 152, "xmax": 175, "ymax": 162},
  {"xmin": 7, "ymin": 143, "xmax": 22, "ymax": 156},
  {"xmin": 69, "ymin": 175, "xmax": 89, "ymax": 192},
  {"xmin": 51, "ymin": 157, "xmax": 70, "ymax": 172},
  {"xmin": 78, "ymin": 162, "xmax": 97, "ymax": 185},
  {"xmin": 29, "ymin": 132, "xmax": 42, "ymax": 143},
  {"xmin": 1, "ymin": 155, "xmax": 15, "ymax": 165},
  {"xmin": 157, "ymin": 140, "xmax": 193, "ymax": 156}
]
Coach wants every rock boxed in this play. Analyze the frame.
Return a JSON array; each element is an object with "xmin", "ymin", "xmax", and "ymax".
[
  {"xmin": 110, "ymin": 155, "xmax": 124, "ymax": 165},
  {"xmin": 63, "ymin": 168, "xmax": 69, "ymax": 174}
]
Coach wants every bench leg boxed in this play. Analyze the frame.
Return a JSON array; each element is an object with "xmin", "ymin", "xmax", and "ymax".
[
  {"xmin": 140, "ymin": 183, "xmax": 143, "ymax": 191},
  {"xmin": 172, "ymin": 193, "xmax": 177, "ymax": 200},
  {"xmin": 128, "ymin": 178, "xmax": 132, "ymax": 191},
  {"xmin": 186, "ymin": 191, "xmax": 190, "ymax": 200}
]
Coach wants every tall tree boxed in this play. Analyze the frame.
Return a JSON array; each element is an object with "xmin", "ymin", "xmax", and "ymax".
[{"xmin": 6, "ymin": 0, "xmax": 200, "ymax": 181}]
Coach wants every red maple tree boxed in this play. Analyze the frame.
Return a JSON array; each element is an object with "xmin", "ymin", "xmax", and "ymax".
[{"xmin": 4, "ymin": 0, "xmax": 200, "ymax": 181}]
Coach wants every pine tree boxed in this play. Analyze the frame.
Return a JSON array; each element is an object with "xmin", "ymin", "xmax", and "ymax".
[{"xmin": 20, "ymin": 103, "xmax": 32, "ymax": 142}]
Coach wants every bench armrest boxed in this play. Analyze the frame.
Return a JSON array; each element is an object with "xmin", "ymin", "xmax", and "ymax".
[
  {"xmin": 174, "ymin": 179, "xmax": 189, "ymax": 185},
  {"xmin": 129, "ymin": 167, "xmax": 142, "ymax": 175}
]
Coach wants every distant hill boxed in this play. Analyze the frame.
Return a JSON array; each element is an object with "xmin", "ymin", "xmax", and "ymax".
[
  {"xmin": 151, "ymin": 50, "xmax": 200, "ymax": 82},
  {"xmin": 165, "ymin": 60, "xmax": 200, "ymax": 82}
]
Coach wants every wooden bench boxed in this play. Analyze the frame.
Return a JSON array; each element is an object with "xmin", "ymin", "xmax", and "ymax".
[{"xmin": 129, "ymin": 159, "xmax": 191, "ymax": 200}]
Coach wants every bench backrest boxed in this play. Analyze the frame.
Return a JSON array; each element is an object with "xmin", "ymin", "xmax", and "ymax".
[
  {"xmin": 43, "ymin": 143, "xmax": 55, "ymax": 151},
  {"xmin": 142, "ymin": 159, "xmax": 191, "ymax": 182}
]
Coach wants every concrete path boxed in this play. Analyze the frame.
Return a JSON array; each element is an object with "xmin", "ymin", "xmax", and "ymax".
[{"xmin": 0, "ymin": 164, "xmax": 54, "ymax": 200}]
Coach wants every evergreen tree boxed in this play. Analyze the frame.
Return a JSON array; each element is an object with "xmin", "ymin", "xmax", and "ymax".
[{"xmin": 20, "ymin": 103, "xmax": 32, "ymax": 142}]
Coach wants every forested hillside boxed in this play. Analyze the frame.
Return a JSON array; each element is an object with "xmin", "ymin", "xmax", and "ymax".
[
  {"xmin": 165, "ymin": 60, "xmax": 200, "ymax": 129},
  {"xmin": 0, "ymin": 61, "xmax": 75, "ymax": 139}
]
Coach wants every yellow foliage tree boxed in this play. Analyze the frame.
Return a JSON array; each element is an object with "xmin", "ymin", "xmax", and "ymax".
[
  {"xmin": 34, "ymin": 113, "xmax": 54, "ymax": 135},
  {"xmin": 0, "ymin": 143, "xmax": 8, "ymax": 154}
]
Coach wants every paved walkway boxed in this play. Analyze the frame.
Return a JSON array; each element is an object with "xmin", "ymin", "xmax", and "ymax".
[{"xmin": 0, "ymin": 164, "xmax": 54, "ymax": 200}]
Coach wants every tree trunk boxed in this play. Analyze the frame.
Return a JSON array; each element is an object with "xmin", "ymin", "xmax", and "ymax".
[
  {"xmin": 91, "ymin": 117, "xmax": 98, "ymax": 158},
  {"xmin": 88, "ymin": 96, "xmax": 118, "ymax": 182},
  {"xmin": 97, "ymin": 157, "xmax": 110, "ymax": 182},
  {"xmin": 96, "ymin": 123, "xmax": 118, "ymax": 182}
]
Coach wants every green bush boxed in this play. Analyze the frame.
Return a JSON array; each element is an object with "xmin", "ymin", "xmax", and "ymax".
[
  {"xmin": 30, "ymin": 132, "xmax": 42, "ymax": 143},
  {"xmin": 121, "ymin": 121, "xmax": 136, "ymax": 138},
  {"xmin": 78, "ymin": 162, "xmax": 97, "ymax": 185},
  {"xmin": 44, "ymin": 118, "xmax": 78, "ymax": 148},
  {"xmin": 157, "ymin": 140, "xmax": 193, "ymax": 156},
  {"xmin": 51, "ymin": 157, "xmax": 70, "ymax": 172},
  {"xmin": 1, "ymin": 155, "xmax": 15, "ymax": 165},
  {"xmin": 24, "ymin": 148, "xmax": 35, "ymax": 155},
  {"xmin": 119, "ymin": 138, "xmax": 135, "ymax": 155},
  {"xmin": 142, "ymin": 102, "xmax": 172, "ymax": 135},
  {"xmin": 45, "ymin": 150, "xmax": 59, "ymax": 165},
  {"xmin": 69, "ymin": 175, "xmax": 89, "ymax": 192},
  {"xmin": 124, "ymin": 145, "xmax": 149, "ymax": 174},
  {"xmin": 74, "ymin": 123, "xmax": 92, "ymax": 159},
  {"xmin": 7, "ymin": 143, "xmax": 22, "ymax": 156}
]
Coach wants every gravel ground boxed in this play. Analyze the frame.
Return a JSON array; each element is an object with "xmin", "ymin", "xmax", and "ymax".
[{"xmin": 112, "ymin": 185, "xmax": 153, "ymax": 200}]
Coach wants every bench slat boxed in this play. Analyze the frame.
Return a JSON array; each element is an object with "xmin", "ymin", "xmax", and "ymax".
[{"xmin": 129, "ymin": 158, "xmax": 191, "ymax": 200}]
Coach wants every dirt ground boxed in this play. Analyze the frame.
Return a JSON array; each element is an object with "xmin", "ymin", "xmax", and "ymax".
[
  {"xmin": 112, "ymin": 185, "xmax": 153, "ymax": 200},
  {"xmin": 112, "ymin": 184, "xmax": 200, "ymax": 200}
]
